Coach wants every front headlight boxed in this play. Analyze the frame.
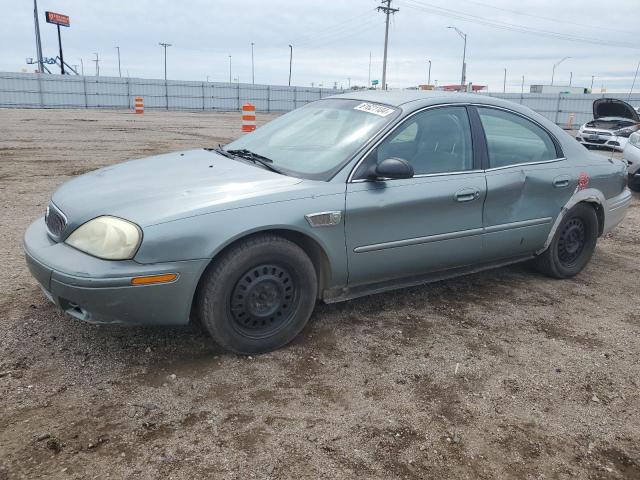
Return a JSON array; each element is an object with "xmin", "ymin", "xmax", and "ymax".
[
  {"xmin": 614, "ymin": 127, "xmax": 636, "ymax": 138},
  {"xmin": 629, "ymin": 132, "xmax": 640, "ymax": 148},
  {"xmin": 65, "ymin": 216, "xmax": 142, "ymax": 260}
]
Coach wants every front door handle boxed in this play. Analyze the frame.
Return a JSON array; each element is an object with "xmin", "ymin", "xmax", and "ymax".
[
  {"xmin": 553, "ymin": 175, "xmax": 570, "ymax": 188},
  {"xmin": 455, "ymin": 188, "xmax": 480, "ymax": 202}
]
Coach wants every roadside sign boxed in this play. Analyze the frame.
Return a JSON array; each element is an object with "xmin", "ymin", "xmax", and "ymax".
[
  {"xmin": 371, "ymin": 79, "xmax": 379, "ymax": 85},
  {"xmin": 45, "ymin": 11, "xmax": 70, "ymax": 27}
]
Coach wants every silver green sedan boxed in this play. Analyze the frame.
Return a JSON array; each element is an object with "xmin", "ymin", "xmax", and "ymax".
[{"xmin": 24, "ymin": 92, "xmax": 631, "ymax": 354}]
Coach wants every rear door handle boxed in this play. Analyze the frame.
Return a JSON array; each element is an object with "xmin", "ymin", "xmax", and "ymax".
[
  {"xmin": 455, "ymin": 188, "xmax": 480, "ymax": 202},
  {"xmin": 553, "ymin": 175, "xmax": 570, "ymax": 188}
]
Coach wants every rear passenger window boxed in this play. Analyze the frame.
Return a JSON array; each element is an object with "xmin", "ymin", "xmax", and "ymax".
[{"xmin": 477, "ymin": 108, "xmax": 559, "ymax": 168}]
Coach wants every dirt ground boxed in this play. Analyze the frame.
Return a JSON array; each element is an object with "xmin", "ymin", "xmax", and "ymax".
[{"xmin": 0, "ymin": 108, "xmax": 639, "ymax": 480}]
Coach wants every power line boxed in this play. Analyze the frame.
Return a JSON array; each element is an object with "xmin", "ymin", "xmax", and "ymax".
[
  {"xmin": 398, "ymin": 0, "xmax": 640, "ymax": 50},
  {"xmin": 291, "ymin": 9, "xmax": 377, "ymax": 45},
  {"xmin": 294, "ymin": 16, "xmax": 380, "ymax": 49},
  {"xmin": 457, "ymin": 0, "xmax": 637, "ymax": 36}
]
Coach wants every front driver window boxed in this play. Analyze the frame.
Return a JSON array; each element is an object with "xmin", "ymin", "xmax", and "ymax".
[{"xmin": 371, "ymin": 106, "xmax": 474, "ymax": 176}]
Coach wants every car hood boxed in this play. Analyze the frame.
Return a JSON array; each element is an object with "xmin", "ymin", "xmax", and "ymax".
[
  {"xmin": 52, "ymin": 149, "xmax": 304, "ymax": 229},
  {"xmin": 593, "ymin": 98, "xmax": 640, "ymax": 122}
]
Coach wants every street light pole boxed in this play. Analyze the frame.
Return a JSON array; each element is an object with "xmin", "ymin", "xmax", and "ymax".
[
  {"xmin": 228, "ymin": 55, "xmax": 232, "ymax": 83},
  {"xmin": 590, "ymin": 75, "xmax": 595, "ymax": 92},
  {"xmin": 288, "ymin": 45, "xmax": 293, "ymax": 86},
  {"xmin": 159, "ymin": 42, "xmax": 172, "ymax": 110},
  {"xmin": 427, "ymin": 59, "xmax": 431, "ymax": 86},
  {"xmin": 115, "ymin": 46, "xmax": 121, "ymax": 77},
  {"xmin": 79, "ymin": 58, "xmax": 84, "ymax": 76},
  {"xmin": 503, "ymin": 68, "xmax": 507, "ymax": 93},
  {"xmin": 551, "ymin": 56, "xmax": 570, "ymax": 86},
  {"xmin": 251, "ymin": 42, "xmax": 255, "ymax": 84},
  {"xmin": 447, "ymin": 26, "xmax": 467, "ymax": 89},
  {"xmin": 569, "ymin": 71, "xmax": 573, "ymax": 87},
  {"xmin": 93, "ymin": 52, "xmax": 99, "ymax": 76}
]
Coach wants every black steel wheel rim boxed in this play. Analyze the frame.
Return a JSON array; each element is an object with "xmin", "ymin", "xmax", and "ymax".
[
  {"xmin": 557, "ymin": 218, "xmax": 586, "ymax": 266},
  {"xmin": 230, "ymin": 264, "xmax": 297, "ymax": 336}
]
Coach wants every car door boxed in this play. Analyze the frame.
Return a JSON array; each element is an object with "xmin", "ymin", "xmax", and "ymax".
[
  {"xmin": 474, "ymin": 106, "xmax": 574, "ymax": 260},
  {"xmin": 345, "ymin": 105, "xmax": 487, "ymax": 287}
]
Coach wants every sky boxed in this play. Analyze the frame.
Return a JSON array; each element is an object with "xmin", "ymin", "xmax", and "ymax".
[{"xmin": 1, "ymin": 0, "xmax": 639, "ymax": 93}]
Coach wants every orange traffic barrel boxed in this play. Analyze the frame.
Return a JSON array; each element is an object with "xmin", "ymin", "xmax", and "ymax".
[
  {"xmin": 134, "ymin": 97, "xmax": 144, "ymax": 114},
  {"xmin": 242, "ymin": 103, "xmax": 256, "ymax": 132}
]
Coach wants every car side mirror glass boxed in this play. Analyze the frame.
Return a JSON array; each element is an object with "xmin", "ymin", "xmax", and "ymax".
[{"xmin": 368, "ymin": 157, "xmax": 414, "ymax": 180}]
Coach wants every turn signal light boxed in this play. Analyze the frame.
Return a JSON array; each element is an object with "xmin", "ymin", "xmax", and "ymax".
[{"xmin": 131, "ymin": 273, "xmax": 178, "ymax": 285}]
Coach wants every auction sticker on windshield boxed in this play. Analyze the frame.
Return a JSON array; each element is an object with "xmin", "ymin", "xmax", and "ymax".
[{"xmin": 353, "ymin": 102, "xmax": 395, "ymax": 117}]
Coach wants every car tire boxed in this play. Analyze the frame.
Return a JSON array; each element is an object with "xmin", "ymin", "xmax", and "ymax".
[
  {"xmin": 628, "ymin": 179, "xmax": 640, "ymax": 192},
  {"xmin": 197, "ymin": 234, "xmax": 318, "ymax": 355},
  {"xmin": 532, "ymin": 203, "xmax": 598, "ymax": 279}
]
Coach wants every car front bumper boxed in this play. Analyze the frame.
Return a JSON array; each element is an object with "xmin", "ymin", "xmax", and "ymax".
[
  {"xmin": 576, "ymin": 132, "xmax": 628, "ymax": 151},
  {"xmin": 24, "ymin": 217, "xmax": 208, "ymax": 326}
]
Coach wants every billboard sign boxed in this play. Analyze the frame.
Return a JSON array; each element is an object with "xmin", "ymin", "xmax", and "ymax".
[{"xmin": 45, "ymin": 11, "xmax": 70, "ymax": 27}]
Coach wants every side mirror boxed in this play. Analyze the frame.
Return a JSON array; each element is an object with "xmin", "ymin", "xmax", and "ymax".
[{"xmin": 367, "ymin": 157, "xmax": 414, "ymax": 180}]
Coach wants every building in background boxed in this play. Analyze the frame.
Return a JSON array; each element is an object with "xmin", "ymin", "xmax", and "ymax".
[{"xmin": 530, "ymin": 85, "xmax": 588, "ymax": 94}]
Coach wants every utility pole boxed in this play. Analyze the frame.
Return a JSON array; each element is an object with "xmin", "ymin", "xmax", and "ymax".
[
  {"xmin": 115, "ymin": 46, "xmax": 121, "ymax": 77},
  {"xmin": 251, "ymin": 42, "xmax": 255, "ymax": 84},
  {"xmin": 521, "ymin": 75, "xmax": 525, "ymax": 94},
  {"xmin": 448, "ymin": 26, "xmax": 467, "ymax": 89},
  {"xmin": 630, "ymin": 60, "xmax": 640, "ymax": 100},
  {"xmin": 159, "ymin": 42, "xmax": 171, "ymax": 110},
  {"xmin": 590, "ymin": 75, "xmax": 595, "ymax": 92},
  {"xmin": 503, "ymin": 68, "xmax": 507, "ymax": 93},
  {"xmin": 569, "ymin": 71, "xmax": 573, "ymax": 87},
  {"xmin": 427, "ymin": 59, "xmax": 431, "ymax": 86},
  {"xmin": 228, "ymin": 55, "xmax": 232, "ymax": 83},
  {"xmin": 93, "ymin": 53, "xmax": 100, "ymax": 76},
  {"xmin": 33, "ymin": 0, "xmax": 44, "ymax": 73},
  {"xmin": 551, "ymin": 56, "xmax": 570, "ymax": 86},
  {"xmin": 288, "ymin": 45, "xmax": 293, "ymax": 86},
  {"xmin": 377, "ymin": 0, "xmax": 398, "ymax": 91},
  {"xmin": 79, "ymin": 58, "xmax": 84, "ymax": 76},
  {"xmin": 368, "ymin": 51, "xmax": 372, "ymax": 87}
]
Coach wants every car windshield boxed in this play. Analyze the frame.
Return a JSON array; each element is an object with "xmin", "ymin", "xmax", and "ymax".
[{"xmin": 223, "ymin": 98, "xmax": 399, "ymax": 180}]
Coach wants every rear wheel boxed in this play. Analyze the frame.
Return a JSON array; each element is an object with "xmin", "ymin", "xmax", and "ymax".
[
  {"xmin": 197, "ymin": 234, "xmax": 317, "ymax": 354},
  {"xmin": 532, "ymin": 203, "xmax": 598, "ymax": 279}
]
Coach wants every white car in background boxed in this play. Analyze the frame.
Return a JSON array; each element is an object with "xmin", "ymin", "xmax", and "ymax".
[
  {"xmin": 576, "ymin": 98, "xmax": 640, "ymax": 151},
  {"xmin": 623, "ymin": 131, "xmax": 640, "ymax": 191}
]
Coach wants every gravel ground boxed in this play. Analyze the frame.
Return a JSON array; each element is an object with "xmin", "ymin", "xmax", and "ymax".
[{"xmin": 0, "ymin": 108, "xmax": 639, "ymax": 480}]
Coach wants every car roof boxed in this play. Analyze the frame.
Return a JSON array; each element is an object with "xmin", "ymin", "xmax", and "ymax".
[
  {"xmin": 326, "ymin": 90, "xmax": 477, "ymax": 107},
  {"xmin": 325, "ymin": 90, "xmax": 531, "ymax": 114}
]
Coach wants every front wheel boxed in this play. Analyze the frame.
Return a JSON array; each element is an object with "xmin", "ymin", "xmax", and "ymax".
[
  {"xmin": 197, "ymin": 234, "xmax": 318, "ymax": 354},
  {"xmin": 532, "ymin": 203, "xmax": 598, "ymax": 279}
]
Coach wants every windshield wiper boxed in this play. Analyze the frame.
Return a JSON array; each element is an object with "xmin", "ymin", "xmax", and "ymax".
[
  {"xmin": 207, "ymin": 144, "xmax": 236, "ymax": 159},
  {"xmin": 226, "ymin": 149, "xmax": 285, "ymax": 175}
]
